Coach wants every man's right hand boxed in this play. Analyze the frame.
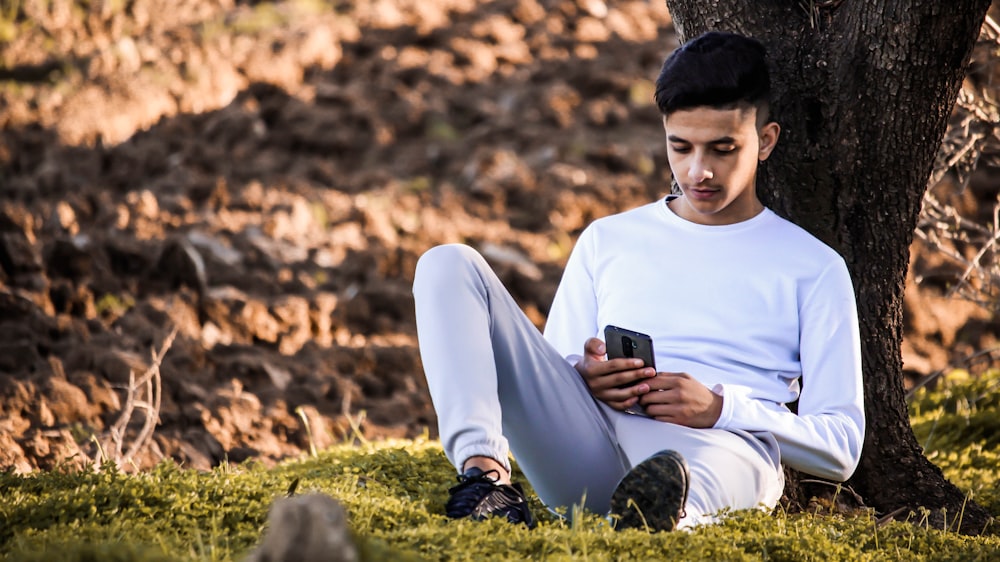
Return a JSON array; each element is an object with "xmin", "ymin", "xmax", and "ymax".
[{"xmin": 573, "ymin": 337, "xmax": 655, "ymax": 411}]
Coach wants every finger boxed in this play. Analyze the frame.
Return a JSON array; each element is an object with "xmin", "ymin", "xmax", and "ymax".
[
  {"xmin": 652, "ymin": 372, "xmax": 690, "ymax": 390},
  {"xmin": 589, "ymin": 370, "xmax": 642, "ymax": 392},
  {"xmin": 639, "ymin": 386, "xmax": 676, "ymax": 407},
  {"xmin": 579, "ymin": 362, "xmax": 620, "ymax": 389},
  {"xmin": 583, "ymin": 356, "xmax": 647, "ymax": 379},
  {"xmin": 595, "ymin": 365, "xmax": 654, "ymax": 390},
  {"xmin": 596, "ymin": 381, "xmax": 650, "ymax": 403},
  {"xmin": 606, "ymin": 357, "xmax": 648, "ymax": 372},
  {"xmin": 645, "ymin": 403, "xmax": 679, "ymax": 421},
  {"xmin": 579, "ymin": 356, "xmax": 621, "ymax": 380},
  {"xmin": 605, "ymin": 394, "xmax": 644, "ymax": 411},
  {"xmin": 583, "ymin": 337, "xmax": 606, "ymax": 358}
]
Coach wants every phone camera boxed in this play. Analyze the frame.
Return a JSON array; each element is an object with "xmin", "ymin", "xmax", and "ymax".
[{"xmin": 621, "ymin": 336, "xmax": 635, "ymax": 358}]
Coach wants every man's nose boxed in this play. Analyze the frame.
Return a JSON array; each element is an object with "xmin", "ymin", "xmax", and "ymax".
[{"xmin": 688, "ymin": 157, "xmax": 713, "ymax": 183}]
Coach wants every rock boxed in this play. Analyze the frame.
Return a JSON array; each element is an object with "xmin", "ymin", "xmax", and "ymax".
[
  {"xmin": 0, "ymin": 341, "xmax": 43, "ymax": 375},
  {"xmin": 480, "ymin": 242, "xmax": 543, "ymax": 281},
  {"xmin": 68, "ymin": 371, "xmax": 121, "ymax": 415},
  {"xmin": 52, "ymin": 200, "xmax": 80, "ymax": 235},
  {"xmin": 127, "ymin": 189, "xmax": 160, "ymax": 221},
  {"xmin": 201, "ymin": 321, "xmax": 232, "ymax": 349},
  {"xmin": 48, "ymin": 279, "xmax": 96, "ymax": 317},
  {"xmin": 0, "ymin": 432, "xmax": 33, "ymax": 474},
  {"xmin": 269, "ymin": 295, "xmax": 311, "ymax": 355},
  {"xmin": 0, "ymin": 203, "xmax": 37, "ymax": 243},
  {"xmin": 17, "ymin": 429, "xmax": 87, "ymax": 471},
  {"xmin": 36, "ymin": 399, "xmax": 56, "ymax": 427},
  {"xmin": 262, "ymin": 362, "xmax": 292, "ymax": 391},
  {"xmin": 0, "ymin": 231, "xmax": 43, "ymax": 281},
  {"xmin": 187, "ymin": 230, "xmax": 242, "ymax": 267},
  {"xmin": 0, "ymin": 289, "xmax": 39, "ymax": 321},
  {"xmin": 105, "ymin": 237, "xmax": 156, "ymax": 276},
  {"xmin": 245, "ymin": 493, "xmax": 358, "ymax": 562},
  {"xmin": 153, "ymin": 237, "xmax": 207, "ymax": 294},
  {"xmin": 177, "ymin": 429, "xmax": 225, "ymax": 470},
  {"xmin": 309, "ymin": 292, "xmax": 338, "ymax": 347},
  {"xmin": 45, "ymin": 236, "xmax": 93, "ymax": 280},
  {"xmin": 92, "ymin": 347, "xmax": 149, "ymax": 385},
  {"xmin": 242, "ymin": 300, "xmax": 282, "ymax": 344},
  {"xmin": 44, "ymin": 377, "xmax": 95, "ymax": 425},
  {"xmin": 244, "ymin": 227, "xmax": 308, "ymax": 266}
]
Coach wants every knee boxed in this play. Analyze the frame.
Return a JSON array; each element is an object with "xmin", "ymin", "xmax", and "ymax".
[{"xmin": 414, "ymin": 244, "xmax": 483, "ymax": 290}]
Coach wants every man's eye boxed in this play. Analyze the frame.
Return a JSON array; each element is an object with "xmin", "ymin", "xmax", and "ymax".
[
  {"xmin": 670, "ymin": 145, "xmax": 691, "ymax": 153},
  {"xmin": 715, "ymin": 146, "xmax": 736, "ymax": 154}
]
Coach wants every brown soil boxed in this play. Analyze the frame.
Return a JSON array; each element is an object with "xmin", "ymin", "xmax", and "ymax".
[{"xmin": 1, "ymin": 0, "xmax": 997, "ymax": 473}]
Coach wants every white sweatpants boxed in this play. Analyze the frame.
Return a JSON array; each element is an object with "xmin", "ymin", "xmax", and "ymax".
[{"xmin": 413, "ymin": 244, "xmax": 784, "ymax": 527}]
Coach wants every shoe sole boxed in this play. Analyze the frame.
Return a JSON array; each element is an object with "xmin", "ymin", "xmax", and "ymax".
[{"xmin": 610, "ymin": 450, "xmax": 689, "ymax": 532}]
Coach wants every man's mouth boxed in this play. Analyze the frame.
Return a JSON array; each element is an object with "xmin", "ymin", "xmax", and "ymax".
[{"xmin": 687, "ymin": 186, "xmax": 719, "ymax": 199}]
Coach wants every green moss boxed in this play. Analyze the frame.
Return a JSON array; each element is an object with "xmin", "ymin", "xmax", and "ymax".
[
  {"xmin": 426, "ymin": 118, "xmax": 460, "ymax": 142},
  {"xmin": 3, "ymin": 542, "xmax": 175, "ymax": 562},
  {"xmin": 309, "ymin": 202, "xmax": 329, "ymax": 230},
  {"xmin": 94, "ymin": 292, "xmax": 135, "ymax": 319},
  {"xmin": 911, "ymin": 369, "xmax": 1000, "ymax": 517},
  {"xmin": 230, "ymin": 2, "xmax": 290, "ymax": 35},
  {"xmin": 0, "ymin": 20, "xmax": 19, "ymax": 44},
  {"xmin": 2, "ymin": 373, "xmax": 1000, "ymax": 561},
  {"xmin": 406, "ymin": 176, "xmax": 433, "ymax": 193}
]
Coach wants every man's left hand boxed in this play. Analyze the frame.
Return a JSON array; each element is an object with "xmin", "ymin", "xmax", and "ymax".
[{"xmin": 640, "ymin": 372, "xmax": 723, "ymax": 428}]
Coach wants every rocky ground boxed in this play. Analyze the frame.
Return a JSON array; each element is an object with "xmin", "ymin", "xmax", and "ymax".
[{"xmin": 0, "ymin": 0, "xmax": 997, "ymax": 473}]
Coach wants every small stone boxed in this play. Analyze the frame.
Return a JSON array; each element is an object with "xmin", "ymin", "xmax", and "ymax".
[
  {"xmin": 154, "ymin": 237, "xmax": 207, "ymax": 293},
  {"xmin": 0, "ymin": 231, "xmax": 43, "ymax": 277},
  {"xmin": 54, "ymin": 201, "xmax": 79, "ymax": 234},
  {"xmin": 245, "ymin": 493, "xmax": 358, "ymax": 562},
  {"xmin": 46, "ymin": 237, "xmax": 93, "ymax": 280}
]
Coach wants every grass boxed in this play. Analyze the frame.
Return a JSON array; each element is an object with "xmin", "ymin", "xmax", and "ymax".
[
  {"xmin": 2, "ymin": 372, "xmax": 1000, "ymax": 561},
  {"xmin": 94, "ymin": 292, "xmax": 136, "ymax": 320}
]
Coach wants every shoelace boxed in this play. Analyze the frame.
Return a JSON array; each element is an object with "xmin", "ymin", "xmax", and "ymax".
[{"xmin": 445, "ymin": 469, "xmax": 501, "ymax": 517}]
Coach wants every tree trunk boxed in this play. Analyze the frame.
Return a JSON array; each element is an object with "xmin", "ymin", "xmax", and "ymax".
[{"xmin": 664, "ymin": 0, "xmax": 993, "ymax": 533}]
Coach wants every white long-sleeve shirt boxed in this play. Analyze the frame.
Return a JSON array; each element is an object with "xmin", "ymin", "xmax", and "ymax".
[{"xmin": 542, "ymin": 196, "xmax": 865, "ymax": 481}]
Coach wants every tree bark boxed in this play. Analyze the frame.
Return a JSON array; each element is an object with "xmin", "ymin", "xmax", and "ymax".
[{"xmin": 664, "ymin": 0, "xmax": 994, "ymax": 533}]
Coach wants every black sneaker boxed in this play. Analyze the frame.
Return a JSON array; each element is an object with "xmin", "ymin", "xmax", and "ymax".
[
  {"xmin": 445, "ymin": 467, "xmax": 536, "ymax": 528},
  {"xmin": 610, "ymin": 449, "xmax": 690, "ymax": 532}
]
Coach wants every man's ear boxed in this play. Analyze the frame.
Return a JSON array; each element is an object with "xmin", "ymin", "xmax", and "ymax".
[{"xmin": 757, "ymin": 121, "xmax": 780, "ymax": 162}]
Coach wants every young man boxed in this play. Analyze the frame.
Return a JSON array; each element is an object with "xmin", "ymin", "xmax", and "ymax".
[{"xmin": 412, "ymin": 31, "xmax": 865, "ymax": 531}]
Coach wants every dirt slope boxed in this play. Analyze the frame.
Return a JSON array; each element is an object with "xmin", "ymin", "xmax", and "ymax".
[{"xmin": 0, "ymin": 0, "xmax": 995, "ymax": 472}]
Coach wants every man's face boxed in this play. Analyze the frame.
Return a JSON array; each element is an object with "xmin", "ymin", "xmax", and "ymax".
[{"xmin": 662, "ymin": 106, "xmax": 779, "ymax": 226}]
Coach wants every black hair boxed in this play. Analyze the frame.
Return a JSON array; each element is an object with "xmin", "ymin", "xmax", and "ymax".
[{"xmin": 654, "ymin": 31, "xmax": 771, "ymax": 120}]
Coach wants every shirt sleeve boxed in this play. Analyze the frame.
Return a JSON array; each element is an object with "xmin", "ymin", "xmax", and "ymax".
[
  {"xmin": 543, "ymin": 226, "xmax": 600, "ymax": 365},
  {"xmin": 713, "ymin": 259, "xmax": 866, "ymax": 482}
]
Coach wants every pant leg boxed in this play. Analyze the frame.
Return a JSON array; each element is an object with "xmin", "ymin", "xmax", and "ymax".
[
  {"xmin": 413, "ymin": 244, "xmax": 629, "ymax": 513},
  {"xmin": 612, "ymin": 411, "xmax": 785, "ymax": 529}
]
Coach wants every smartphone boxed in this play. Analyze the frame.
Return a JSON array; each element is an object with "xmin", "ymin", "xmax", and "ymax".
[{"xmin": 604, "ymin": 325, "xmax": 656, "ymax": 388}]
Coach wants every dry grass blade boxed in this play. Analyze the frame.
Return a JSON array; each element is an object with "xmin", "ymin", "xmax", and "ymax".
[{"xmin": 877, "ymin": 506, "xmax": 911, "ymax": 527}]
